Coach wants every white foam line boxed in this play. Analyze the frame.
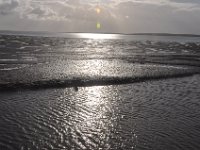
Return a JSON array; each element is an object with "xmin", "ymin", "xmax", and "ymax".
[
  {"xmin": 134, "ymin": 64, "xmax": 187, "ymax": 69},
  {"xmin": 0, "ymin": 65, "xmax": 27, "ymax": 71},
  {"xmin": 0, "ymin": 59, "xmax": 18, "ymax": 61}
]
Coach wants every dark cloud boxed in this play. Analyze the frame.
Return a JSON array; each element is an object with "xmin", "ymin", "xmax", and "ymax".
[{"xmin": 0, "ymin": 0, "xmax": 19, "ymax": 15}]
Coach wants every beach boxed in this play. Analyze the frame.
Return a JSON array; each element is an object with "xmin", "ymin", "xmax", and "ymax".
[{"xmin": 0, "ymin": 33, "xmax": 200, "ymax": 149}]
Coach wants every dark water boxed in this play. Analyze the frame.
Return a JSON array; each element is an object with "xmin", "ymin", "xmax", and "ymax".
[{"xmin": 0, "ymin": 33, "xmax": 200, "ymax": 149}]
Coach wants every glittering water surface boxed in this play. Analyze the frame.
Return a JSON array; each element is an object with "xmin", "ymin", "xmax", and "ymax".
[
  {"xmin": 0, "ymin": 34, "xmax": 200, "ymax": 149},
  {"xmin": 1, "ymin": 76, "xmax": 200, "ymax": 150}
]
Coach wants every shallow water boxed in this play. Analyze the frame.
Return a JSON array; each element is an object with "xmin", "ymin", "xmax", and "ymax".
[
  {"xmin": 0, "ymin": 33, "xmax": 200, "ymax": 149},
  {"xmin": 0, "ymin": 76, "xmax": 200, "ymax": 149}
]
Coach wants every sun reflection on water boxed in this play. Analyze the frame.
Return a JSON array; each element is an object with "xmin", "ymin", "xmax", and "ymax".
[
  {"xmin": 77, "ymin": 33, "xmax": 119, "ymax": 39},
  {"xmin": 64, "ymin": 86, "xmax": 117, "ymax": 149},
  {"xmin": 57, "ymin": 79, "xmax": 138, "ymax": 149},
  {"xmin": 77, "ymin": 86, "xmax": 113, "ymax": 129},
  {"xmin": 56, "ymin": 36, "xmax": 138, "ymax": 148}
]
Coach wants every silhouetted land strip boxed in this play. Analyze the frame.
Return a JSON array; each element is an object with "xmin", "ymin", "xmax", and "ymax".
[{"xmin": 0, "ymin": 72, "xmax": 199, "ymax": 92}]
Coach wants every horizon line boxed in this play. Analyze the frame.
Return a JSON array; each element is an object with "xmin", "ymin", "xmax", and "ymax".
[{"xmin": 1, "ymin": 29, "xmax": 200, "ymax": 37}]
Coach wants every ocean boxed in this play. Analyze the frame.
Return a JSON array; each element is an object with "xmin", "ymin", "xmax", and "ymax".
[{"xmin": 0, "ymin": 32, "xmax": 200, "ymax": 149}]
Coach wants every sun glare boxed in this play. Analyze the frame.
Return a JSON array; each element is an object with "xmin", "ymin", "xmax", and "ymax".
[
  {"xmin": 78, "ymin": 33, "xmax": 117, "ymax": 39},
  {"xmin": 96, "ymin": 22, "xmax": 101, "ymax": 29}
]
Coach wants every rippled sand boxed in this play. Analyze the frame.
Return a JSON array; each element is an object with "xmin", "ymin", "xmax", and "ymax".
[{"xmin": 0, "ymin": 75, "xmax": 200, "ymax": 150}]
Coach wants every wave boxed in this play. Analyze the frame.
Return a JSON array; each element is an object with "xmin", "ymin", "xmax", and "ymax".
[{"xmin": 0, "ymin": 71, "xmax": 199, "ymax": 91}]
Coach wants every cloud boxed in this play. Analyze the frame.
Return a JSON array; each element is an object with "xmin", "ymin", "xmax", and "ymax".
[
  {"xmin": 168, "ymin": 0, "xmax": 200, "ymax": 4},
  {"xmin": 25, "ymin": 6, "xmax": 57, "ymax": 20},
  {"xmin": 0, "ymin": 0, "xmax": 200, "ymax": 34},
  {"xmin": 0, "ymin": 0, "xmax": 19, "ymax": 15},
  {"xmin": 103, "ymin": 0, "xmax": 200, "ymax": 34}
]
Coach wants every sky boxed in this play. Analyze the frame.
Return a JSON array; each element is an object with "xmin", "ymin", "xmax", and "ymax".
[{"xmin": 0, "ymin": 0, "xmax": 200, "ymax": 34}]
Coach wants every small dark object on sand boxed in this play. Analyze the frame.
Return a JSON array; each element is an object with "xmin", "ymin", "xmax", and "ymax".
[{"xmin": 73, "ymin": 86, "xmax": 78, "ymax": 92}]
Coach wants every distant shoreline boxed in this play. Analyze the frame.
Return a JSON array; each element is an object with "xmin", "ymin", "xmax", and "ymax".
[{"xmin": 1, "ymin": 30, "xmax": 200, "ymax": 37}]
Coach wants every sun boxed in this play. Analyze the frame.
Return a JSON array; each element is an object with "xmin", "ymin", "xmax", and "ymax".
[{"xmin": 96, "ymin": 7, "xmax": 101, "ymax": 14}]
